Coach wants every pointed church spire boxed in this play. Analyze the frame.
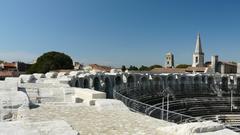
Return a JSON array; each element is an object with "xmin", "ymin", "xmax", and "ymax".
[
  {"xmin": 192, "ymin": 33, "xmax": 204, "ymax": 67},
  {"xmin": 195, "ymin": 33, "xmax": 203, "ymax": 53}
]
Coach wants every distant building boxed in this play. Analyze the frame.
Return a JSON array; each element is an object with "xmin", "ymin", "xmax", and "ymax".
[
  {"xmin": 74, "ymin": 62, "xmax": 84, "ymax": 70},
  {"xmin": 192, "ymin": 33, "xmax": 205, "ymax": 67},
  {"xmin": 16, "ymin": 62, "xmax": 32, "ymax": 73},
  {"xmin": 238, "ymin": 63, "xmax": 240, "ymax": 74},
  {"xmin": 0, "ymin": 62, "xmax": 17, "ymax": 71},
  {"xmin": 210, "ymin": 55, "xmax": 237, "ymax": 74},
  {"xmin": 0, "ymin": 62, "xmax": 32, "ymax": 79},
  {"xmin": 86, "ymin": 64, "xmax": 112, "ymax": 73},
  {"xmin": 151, "ymin": 66, "xmax": 209, "ymax": 74},
  {"xmin": 165, "ymin": 52, "xmax": 174, "ymax": 68},
  {"xmin": 152, "ymin": 33, "xmax": 237, "ymax": 74},
  {"xmin": 0, "ymin": 71, "xmax": 19, "ymax": 80}
]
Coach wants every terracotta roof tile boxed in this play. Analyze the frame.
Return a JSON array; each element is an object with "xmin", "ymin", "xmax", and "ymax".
[
  {"xmin": 3, "ymin": 63, "xmax": 16, "ymax": 68},
  {"xmin": 89, "ymin": 64, "xmax": 111, "ymax": 72},
  {"xmin": 151, "ymin": 68, "xmax": 186, "ymax": 73},
  {"xmin": 0, "ymin": 71, "xmax": 19, "ymax": 77}
]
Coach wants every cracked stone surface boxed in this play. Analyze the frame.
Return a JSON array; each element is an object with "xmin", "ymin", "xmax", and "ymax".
[{"xmin": 18, "ymin": 103, "xmax": 174, "ymax": 135}]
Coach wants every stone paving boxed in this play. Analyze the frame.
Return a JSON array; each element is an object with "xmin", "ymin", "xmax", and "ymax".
[{"xmin": 18, "ymin": 103, "xmax": 175, "ymax": 135}]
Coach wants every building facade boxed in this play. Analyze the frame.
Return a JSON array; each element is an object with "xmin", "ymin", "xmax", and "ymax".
[
  {"xmin": 211, "ymin": 55, "xmax": 237, "ymax": 74},
  {"xmin": 165, "ymin": 52, "xmax": 174, "ymax": 68}
]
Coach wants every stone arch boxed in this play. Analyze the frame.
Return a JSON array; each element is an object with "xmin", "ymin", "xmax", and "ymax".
[
  {"xmin": 140, "ymin": 76, "xmax": 149, "ymax": 90},
  {"xmin": 167, "ymin": 75, "xmax": 175, "ymax": 90},
  {"xmin": 202, "ymin": 75, "xmax": 207, "ymax": 84},
  {"xmin": 193, "ymin": 76, "xmax": 201, "ymax": 91},
  {"xmin": 127, "ymin": 75, "xmax": 135, "ymax": 88},
  {"xmin": 75, "ymin": 80, "xmax": 80, "ymax": 87},
  {"xmin": 93, "ymin": 77, "xmax": 101, "ymax": 91},
  {"xmin": 180, "ymin": 76, "xmax": 186, "ymax": 92},
  {"xmin": 221, "ymin": 77, "xmax": 228, "ymax": 92},
  {"xmin": 152, "ymin": 76, "xmax": 161, "ymax": 91},
  {"xmin": 207, "ymin": 76, "xmax": 214, "ymax": 89},
  {"xmin": 237, "ymin": 77, "xmax": 240, "ymax": 95},
  {"xmin": 104, "ymin": 77, "xmax": 112, "ymax": 98},
  {"xmin": 83, "ymin": 78, "xmax": 90, "ymax": 88},
  {"xmin": 115, "ymin": 76, "xmax": 122, "ymax": 86}
]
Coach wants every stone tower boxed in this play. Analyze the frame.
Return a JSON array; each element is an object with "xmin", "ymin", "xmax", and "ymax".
[
  {"xmin": 165, "ymin": 52, "xmax": 174, "ymax": 68},
  {"xmin": 192, "ymin": 33, "xmax": 204, "ymax": 67},
  {"xmin": 211, "ymin": 55, "xmax": 219, "ymax": 73}
]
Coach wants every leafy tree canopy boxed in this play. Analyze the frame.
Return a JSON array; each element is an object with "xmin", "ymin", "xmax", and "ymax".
[
  {"xmin": 27, "ymin": 51, "xmax": 73, "ymax": 73},
  {"xmin": 139, "ymin": 65, "xmax": 150, "ymax": 71},
  {"xmin": 128, "ymin": 65, "xmax": 139, "ymax": 71},
  {"xmin": 176, "ymin": 64, "xmax": 190, "ymax": 68},
  {"xmin": 149, "ymin": 64, "xmax": 163, "ymax": 70}
]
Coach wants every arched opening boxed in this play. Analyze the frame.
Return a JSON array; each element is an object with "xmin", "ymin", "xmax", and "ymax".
[
  {"xmin": 127, "ymin": 75, "xmax": 135, "ymax": 88},
  {"xmin": 115, "ymin": 76, "xmax": 122, "ymax": 86},
  {"xmin": 93, "ymin": 77, "xmax": 101, "ymax": 91},
  {"xmin": 105, "ymin": 77, "xmax": 112, "ymax": 98},
  {"xmin": 140, "ymin": 77, "xmax": 148, "ymax": 90},
  {"xmin": 153, "ymin": 77, "xmax": 161, "ymax": 91},
  {"xmin": 207, "ymin": 77, "xmax": 214, "ymax": 90},
  {"xmin": 75, "ymin": 80, "xmax": 80, "ymax": 87},
  {"xmin": 237, "ymin": 78, "xmax": 240, "ymax": 95},
  {"xmin": 83, "ymin": 79, "xmax": 89, "ymax": 88},
  {"xmin": 167, "ymin": 76, "xmax": 174, "ymax": 90},
  {"xmin": 180, "ymin": 77, "xmax": 186, "ymax": 93},
  {"xmin": 194, "ymin": 76, "xmax": 200, "ymax": 92},
  {"xmin": 221, "ymin": 77, "xmax": 228, "ymax": 92}
]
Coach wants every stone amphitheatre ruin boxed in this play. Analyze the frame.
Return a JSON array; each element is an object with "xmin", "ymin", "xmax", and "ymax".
[{"xmin": 1, "ymin": 70, "xmax": 240, "ymax": 135}]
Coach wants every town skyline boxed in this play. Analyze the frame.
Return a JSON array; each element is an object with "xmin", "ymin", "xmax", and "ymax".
[{"xmin": 0, "ymin": 0, "xmax": 240, "ymax": 67}]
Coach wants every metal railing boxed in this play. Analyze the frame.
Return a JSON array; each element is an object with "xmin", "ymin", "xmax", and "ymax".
[
  {"xmin": 113, "ymin": 86, "xmax": 199, "ymax": 123},
  {"xmin": 113, "ymin": 85, "xmax": 240, "ymax": 132}
]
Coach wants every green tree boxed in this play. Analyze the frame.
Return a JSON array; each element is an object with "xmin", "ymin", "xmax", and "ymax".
[
  {"xmin": 149, "ymin": 64, "xmax": 163, "ymax": 70},
  {"xmin": 128, "ymin": 65, "xmax": 138, "ymax": 71},
  {"xmin": 176, "ymin": 64, "xmax": 190, "ymax": 68},
  {"xmin": 27, "ymin": 51, "xmax": 73, "ymax": 73},
  {"xmin": 139, "ymin": 65, "xmax": 150, "ymax": 71}
]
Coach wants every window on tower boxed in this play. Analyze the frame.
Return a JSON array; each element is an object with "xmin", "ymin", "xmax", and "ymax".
[{"xmin": 195, "ymin": 57, "xmax": 198, "ymax": 63}]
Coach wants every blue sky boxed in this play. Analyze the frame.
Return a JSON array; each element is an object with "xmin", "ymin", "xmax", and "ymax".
[{"xmin": 0, "ymin": 0, "xmax": 240, "ymax": 67}]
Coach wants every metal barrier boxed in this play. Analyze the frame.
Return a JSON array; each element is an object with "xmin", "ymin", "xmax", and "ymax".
[
  {"xmin": 113, "ymin": 87, "xmax": 199, "ymax": 123},
  {"xmin": 113, "ymin": 86, "xmax": 240, "ymax": 132}
]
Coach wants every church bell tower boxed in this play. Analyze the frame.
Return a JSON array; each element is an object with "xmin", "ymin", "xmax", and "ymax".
[{"xmin": 192, "ymin": 33, "xmax": 205, "ymax": 67}]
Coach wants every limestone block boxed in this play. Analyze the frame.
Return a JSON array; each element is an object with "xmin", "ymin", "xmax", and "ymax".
[
  {"xmin": 58, "ymin": 76, "xmax": 72, "ymax": 85},
  {"xmin": 33, "ymin": 73, "xmax": 46, "ymax": 79},
  {"xmin": 4, "ymin": 77, "xmax": 21, "ymax": 84},
  {"xmin": 74, "ymin": 88, "xmax": 106, "ymax": 100},
  {"xmin": 94, "ymin": 99, "xmax": 129, "ymax": 111},
  {"xmin": 0, "ymin": 81, "xmax": 18, "ymax": 91},
  {"xmin": 43, "ymin": 78, "xmax": 59, "ymax": 84},
  {"xmin": 38, "ymin": 87, "xmax": 65, "ymax": 103},
  {"xmin": 0, "ymin": 120, "xmax": 79, "ymax": 135},
  {"xmin": 19, "ymin": 75, "xmax": 36, "ymax": 83},
  {"xmin": 69, "ymin": 71, "xmax": 83, "ymax": 77},
  {"xmin": 57, "ymin": 72, "xmax": 68, "ymax": 78},
  {"xmin": 0, "ymin": 91, "xmax": 29, "ymax": 121},
  {"xmin": 45, "ymin": 72, "xmax": 58, "ymax": 78}
]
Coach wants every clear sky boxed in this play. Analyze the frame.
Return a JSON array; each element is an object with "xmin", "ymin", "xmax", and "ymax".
[{"xmin": 0, "ymin": 0, "xmax": 240, "ymax": 67}]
